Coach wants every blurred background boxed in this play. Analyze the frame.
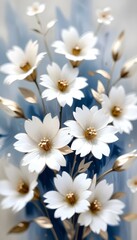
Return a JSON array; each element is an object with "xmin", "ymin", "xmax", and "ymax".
[{"xmin": 0, "ymin": 0, "xmax": 137, "ymax": 239}]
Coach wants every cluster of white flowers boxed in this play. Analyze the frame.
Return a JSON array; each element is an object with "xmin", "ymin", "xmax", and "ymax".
[{"xmin": 0, "ymin": 2, "xmax": 137, "ymax": 240}]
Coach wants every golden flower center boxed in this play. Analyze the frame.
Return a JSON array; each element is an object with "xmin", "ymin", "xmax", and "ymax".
[
  {"xmin": 38, "ymin": 138, "xmax": 52, "ymax": 151},
  {"xmin": 133, "ymin": 180, "xmax": 137, "ymax": 186},
  {"xmin": 20, "ymin": 62, "xmax": 31, "ymax": 72},
  {"xmin": 17, "ymin": 180, "xmax": 29, "ymax": 194},
  {"xmin": 66, "ymin": 192, "xmax": 77, "ymax": 205},
  {"xmin": 90, "ymin": 199, "xmax": 102, "ymax": 214},
  {"xmin": 111, "ymin": 106, "xmax": 122, "ymax": 117},
  {"xmin": 101, "ymin": 12, "xmax": 109, "ymax": 19},
  {"xmin": 72, "ymin": 46, "xmax": 81, "ymax": 56},
  {"xmin": 84, "ymin": 127, "xmax": 97, "ymax": 140},
  {"xmin": 58, "ymin": 80, "xmax": 68, "ymax": 92}
]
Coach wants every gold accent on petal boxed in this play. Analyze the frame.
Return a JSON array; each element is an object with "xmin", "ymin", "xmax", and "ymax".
[
  {"xmin": 66, "ymin": 192, "xmax": 77, "ymax": 205},
  {"xmin": 58, "ymin": 80, "xmax": 68, "ymax": 92},
  {"xmin": 111, "ymin": 106, "xmax": 122, "ymax": 117},
  {"xmin": 72, "ymin": 46, "xmax": 81, "ymax": 56},
  {"xmin": 84, "ymin": 127, "xmax": 97, "ymax": 140},
  {"xmin": 17, "ymin": 180, "xmax": 29, "ymax": 194},
  {"xmin": 38, "ymin": 138, "xmax": 52, "ymax": 151},
  {"xmin": 90, "ymin": 199, "xmax": 102, "ymax": 214},
  {"xmin": 20, "ymin": 62, "xmax": 36, "ymax": 82}
]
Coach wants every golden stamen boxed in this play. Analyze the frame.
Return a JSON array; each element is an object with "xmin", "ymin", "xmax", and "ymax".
[
  {"xmin": 20, "ymin": 62, "xmax": 31, "ymax": 72},
  {"xmin": 58, "ymin": 80, "xmax": 68, "ymax": 92},
  {"xmin": 90, "ymin": 199, "xmax": 102, "ymax": 214},
  {"xmin": 133, "ymin": 180, "xmax": 137, "ymax": 186},
  {"xmin": 84, "ymin": 127, "xmax": 97, "ymax": 140},
  {"xmin": 72, "ymin": 46, "xmax": 81, "ymax": 56},
  {"xmin": 66, "ymin": 192, "xmax": 77, "ymax": 205},
  {"xmin": 111, "ymin": 106, "xmax": 122, "ymax": 117},
  {"xmin": 17, "ymin": 180, "xmax": 29, "ymax": 194},
  {"xmin": 38, "ymin": 138, "xmax": 52, "ymax": 151}
]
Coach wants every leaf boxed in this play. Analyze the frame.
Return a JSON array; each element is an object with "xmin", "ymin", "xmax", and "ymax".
[
  {"xmin": 0, "ymin": 97, "xmax": 25, "ymax": 118},
  {"xmin": 34, "ymin": 216, "xmax": 53, "ymax": 229},
  {"xmin": 100, "ymin": 230, "xmax": 108, "ymax": 240},
  {"xmin": 88, "ymin": 71, "xmax": 95, "ymax": 76},
  {"xmin": 8, "ymin": 221, "xmax": 30, "ymax": 234},
  {"xmin": 32, "ymin": 29, "xmax": 41, "ymax": 34},
  {"xmin": 82, "ymin": 226, "xmax": 91, "ymax": 238},
  {"xmin": 19, "ymin": 87, "xmax": 37, "ymax": 103},
  {"xmin": 91, "ymin": 89, "xmax": 102, "ymax": 103},
  {"xmin": 78, "ymin": 159, "xmax": 92, "ymax": 173},
  {"xmin": 63, "ymin": 220, "xmax": 75, "ymax": 240},
  {"xmin": 114, "ymin": 237, "xmax": 122, "ymax": 240},
  {"xmin": 47, "ymin": 19, "xmax": 57, "ymax": 30},
  {"xmin": 97, "ymin": 80, "xmax": 105, "ymax": 94},
  {"xmin": 59, "ymin": 146, "xmax": 73, "ymax": 155},
  {"xmin": 122, "ymin": 213, "xmax": 137, "ymax": 221},
  {"xmin": 95, "ymin": 70, "xmax": 111, "ymax": 80},
  {"xmin": 111, "ymin": 192, "xmax": 125, "ymax": 199}
]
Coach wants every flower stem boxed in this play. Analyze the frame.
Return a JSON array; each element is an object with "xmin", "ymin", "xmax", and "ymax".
[
  {"xmin": 35, "ymin": 15, "xmax": 52, "ymax": 63},
  {"xmin": 97, "ymin": 168, "xmax": 113, "ymax": 182},
  {"xmin": 94, "ymin": 23, "xmax": 102, "ymax": 36},
  {"xmin": 71, "ymin": 155, "xmax": 77, "ymax": 177},
  {"xmin": 59, "ymin": 106, "xmax": 63, "ymax": 127},
  {"xmin": 34, "ymin": 80, "xmax": 46, "ymax": 116},
  {"xmin": 39, "ymin": 198, "xmax": 59, "ymax": 240}
]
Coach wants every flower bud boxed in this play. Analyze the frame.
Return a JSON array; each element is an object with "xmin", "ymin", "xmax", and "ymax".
[
  {"xmin": 112, "ymin": 31, "xmax": 125, "ymax": 61},
  {"xmin": 120, "ymin": 57, "xmax": 137, "ymax": 78}
]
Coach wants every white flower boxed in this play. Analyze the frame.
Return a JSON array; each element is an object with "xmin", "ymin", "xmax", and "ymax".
[
  {"xmin": 127, "ymin": 176, "xmax": 137, "ymax": 193},
  {"xmin": 40, "ymin": 63, "xmax": 87, "ymax": 107},
  {"xmin": 14, "ymin": 114, "xmax": 72, "ymax": 173},
  {"xmin": 78, "ymin": 179, "xmax": 125, "ymax": 234},
  {"xmin": 26, "ymin": 2, "xmax": 45, "ymax": 16},
  {"xmin": 0, "ymin": 164, "xmax": 38, "ymax": 212},
  {"xmin": 65, "ymin": 105, "xmax": 118, "ymax": 159},
  {"xmin": 0, "ymin": 40, "xmax": 46, "ymax": 84},
  {"xmin": 96, "ymin": 7, "xmax": 114, "ymax": 25},
  {"xmin": 52, "ymin": 27, "xmax": 99, "ymax": 62},
  {"xmin": 101, "ymin": 86, "xmax": 137, "ymax": 134},
  {"xmin": 44, "ymin": 171, "xmax": 91, "ymax": 220}
]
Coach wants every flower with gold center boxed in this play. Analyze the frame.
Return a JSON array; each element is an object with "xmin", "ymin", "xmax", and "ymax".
[
  {"xmin": 102, "ymin": 86, "xmax": 137, "ymax": 133},
  {"xmin": 0, "ymin": 40, "xmax": 46, "ymax": 84},
  {"xmin": 65, "ymin": 105, "xmax": 118, "ymax": 159},
  {"xmin": 0, "ymin": 164, "xmax": 38, "ymax": 212},
  {"xmin": 78, "ymin": 179, "xmax": 125, "ymax": 234},
  {"xmin": 43, "ymin": 171, "xmax": 91, "ymax": 220},
  {"xmin": 52, "ymin": 27, "xmax": 99, "ymax": 65},
  {"xmin": 40, "ymin": 63, "xmax": 87, "ymax": 107},
  {"xmin": 96, "ymin": 7, "xmax": 114, "ymax": 25},
  {"xmin": 14, "ymin": 114, "xmax": 72, "ymax": 173},
  {"xmin": 26, "ymin": 2, "xmax": 45, "ymax": 16},
  {"xmin": 127, "ymin": 176, "xmax": 137, "ymax": 193}
]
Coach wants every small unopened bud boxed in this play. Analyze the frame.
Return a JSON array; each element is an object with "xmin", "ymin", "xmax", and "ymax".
[
  {"xmin": 112, "ymin": 150, "xmax": 137, "ymax": 172},
  {"xmin": 120, "ymin": 57, "xmax": 137, "ymax": 78},
  {"xmin": 112, "ymin": 31, "xmax": 125, "ymax": 61}
]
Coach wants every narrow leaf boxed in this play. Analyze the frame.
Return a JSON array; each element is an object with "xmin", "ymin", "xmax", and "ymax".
[
  {"xmin": 8, "ymin": 221, "xmax": 30, "ymax": 234},
  {"xmin": 122, "ymin": 213, "xmax": 137, "ymax": 221},
  {"xmin": 97, "ymin": 80, "xmax": 105, "ymax": 93},
  {"xmin": 34, "ymin": 216, "xmax": 53, "ymax": 229},
  {"xmin": 59, "ymin": 146, "xmax": 73, "ymax": 155},
  {"xmin": 100, "ymin": 230, "xmax": 108, "ymax": 240},
  {"xmin": 19, "ymin": 87, "xmax": 37, "ymax": 103},
  {"xmin": 91, "ymin": 89, "xmax": 102, "ymax": 103},
  {"xmin": 96, "ymin": 70, "xmax": 111, "ymax": 80},
  {"xmin": 111, "ymin": 192, "xmax": 125, "ymax": 199}
]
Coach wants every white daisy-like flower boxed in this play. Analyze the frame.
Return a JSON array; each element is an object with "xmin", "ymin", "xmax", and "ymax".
[
  {"xmin": 14, "ymin": 114, "xmax": 72, "ymax": 173},
  {"xmin": 96, "ymin": 7, "xmax": 114, "ymax": 25},
  {"xmin": 26, "ymin": 2, "xmax": 45, "ymax": 16},
  {"xmin": 40, "ymin": 63, "xmax": 87, "ymax": 107},
  {"xmin": 52, "ymin": 27, "xmax": 99, "ymax": 64},
  {"xmin": 0, "ymin": 164, "xmax": 38, "ymax": 212},
  {"xmin": 127, "ymin": 176, "xmax": 137, "ymax": 193},
  {"xmin": 44, "ymin": 171, "xmax": 91, "ymax": 220},
  {"xmin": 78, "ymin": 179, "xmax": 125, "ymax": 234},
  {"xmin": 101, "ymin": 86, "xmax": 137, "ymax": 134},
  {"xmin": 0, "ymin": 40, "xmax": 46, "ymax": 84},
  {"xmin": 65, "ymin": 105, "xmax": 118, "ymax": 159}
]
